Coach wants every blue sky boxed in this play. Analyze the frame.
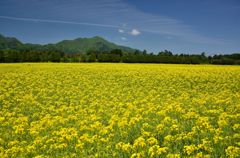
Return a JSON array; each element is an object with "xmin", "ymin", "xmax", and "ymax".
[{"xmin": 0, "ymin": 0, "xmax": 239, "ymax": 54}]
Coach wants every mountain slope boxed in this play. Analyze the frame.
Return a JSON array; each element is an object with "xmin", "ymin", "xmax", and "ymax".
[
  {"xmin": 0, "ymin": 34, "xmax": 23, "ymax": 50},
  {"xmin": 0, "ymin": 34, "xmax": 137, "ymax": 54},
  {"xmin": 54, "ymin": 36, "xmax": 135, "ymax": 54}
]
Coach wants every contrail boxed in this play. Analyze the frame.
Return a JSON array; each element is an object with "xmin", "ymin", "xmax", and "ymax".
[
  {"xmin": 0, "ymin": 15, "xmax": 168, "ymax": 36},
  {"xmin": 0, "ymin": 15, "xmax": 121, "ymax": 29}
]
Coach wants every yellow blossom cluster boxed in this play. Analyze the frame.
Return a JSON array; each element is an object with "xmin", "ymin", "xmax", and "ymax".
[{"xmin": 0, "ymin": 63, "xmax": 240, "ymax": 157}]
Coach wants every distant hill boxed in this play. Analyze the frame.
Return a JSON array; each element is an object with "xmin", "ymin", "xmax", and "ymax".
[
  {"xmin": 0, "ymin": 34, "xmax": 137, "ymax": 54},
  {"xmin": 0, "ymin": 34, "xmax": 23, "ymax": 50},
  {"xmin": 53, "ymin": 36, "xmax": 135, "ymax": 54}
]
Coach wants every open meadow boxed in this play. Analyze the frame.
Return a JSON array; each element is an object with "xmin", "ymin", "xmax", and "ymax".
[{"xmin": 0, "ymin": 63, "xmax": 240, "ymax": 157}]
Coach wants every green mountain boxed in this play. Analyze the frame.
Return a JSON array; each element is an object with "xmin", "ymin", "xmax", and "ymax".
[
  {"xmin": 0, "ymin": 34, "xmax": 23, "ymax": 50},
  {"xmin": 54, "ymin": 36, "xmax": 135, "ymax": 54},
  {"xmin": 0, "ymin": 34, "xmax": 136, "ymax": 54}
]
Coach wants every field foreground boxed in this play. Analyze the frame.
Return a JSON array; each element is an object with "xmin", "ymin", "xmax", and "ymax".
[{"xmin": 0, "ymin": 63, "xmax": 240, "ymax": 157}]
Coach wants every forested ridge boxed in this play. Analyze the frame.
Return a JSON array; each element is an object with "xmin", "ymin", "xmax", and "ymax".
[{"xmin": 0, "ymin": 34, "xmax": 239, "ymax": 64}]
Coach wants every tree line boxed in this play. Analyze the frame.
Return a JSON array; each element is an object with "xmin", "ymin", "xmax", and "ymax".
[{"xmin": 0, "ymin": 48, "xmax": 240, "ymax": 65}]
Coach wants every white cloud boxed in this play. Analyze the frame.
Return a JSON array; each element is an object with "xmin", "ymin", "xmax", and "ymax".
[
  {"xmin": 121, "ymin": 37, "xmax": 127, "ymax": 40},
  {"xmin": 130, "ymin": 29, "xmax": 141, "ymax": 36},
  {"xmin": 118, "ymin": 29, "xmax": 124, "ymax": 33}
]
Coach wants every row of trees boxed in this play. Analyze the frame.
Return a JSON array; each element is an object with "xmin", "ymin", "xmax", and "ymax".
[
  {"xmin": 0, "ymin": 49, "xmax": 64, "ymax": 62},
  {"xmin": 209, "ymin": 54, "xmax": 240, "ymax": 65},
  {"xmin": 0, "ymin": 49, "xmax": 240, "ymax": 65},
  {"xmin": 62, "ymin": 50, "xmax": 240, "ymax": 65}
]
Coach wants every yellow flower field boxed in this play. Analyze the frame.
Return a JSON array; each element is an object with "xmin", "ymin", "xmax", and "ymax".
[{"xmin": 0, "ymin": 63, "xmax": 240, "ymax": 157}]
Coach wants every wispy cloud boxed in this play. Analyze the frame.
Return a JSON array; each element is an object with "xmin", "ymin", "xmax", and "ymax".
[
  {"xmin": 0, "ymin": 15, "xmax": 120, "ymax": 29},
  {"xmin": 121, "ymin": 37, "xmax": 127, "ymax": 41},
  {"xmin": 118, "ymin": 29, "xmax": 124, "ymax": 33}
]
